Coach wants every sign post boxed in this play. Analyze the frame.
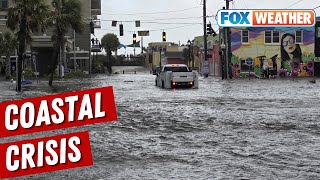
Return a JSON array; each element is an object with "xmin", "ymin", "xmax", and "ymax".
[
  {"xmin": 246, "ymin": 58, "xmax": 253, "ymax": 80},
  {"xmin": 203, "ymin": 61, "xmax": 209, "ymax": 75}
]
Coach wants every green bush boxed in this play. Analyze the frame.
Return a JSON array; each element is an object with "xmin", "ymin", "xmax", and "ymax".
[
  {"xmin": 64, "ymin": 70, "xmax": 86, "ymax": 79},
  {"xmin": 23, "ymin": 68, "xmax": 34, "ymax": 78}
]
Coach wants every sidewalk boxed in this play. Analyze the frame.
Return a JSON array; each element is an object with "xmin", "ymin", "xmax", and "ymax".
[{"xmin": 0, "ymin": 77, "xmax": 54, "ymax": 102}]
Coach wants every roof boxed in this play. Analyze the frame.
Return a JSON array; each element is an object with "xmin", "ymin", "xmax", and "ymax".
[{"xmin": 164, "ymin": 64, "xmax": 187, "ymax": 67}]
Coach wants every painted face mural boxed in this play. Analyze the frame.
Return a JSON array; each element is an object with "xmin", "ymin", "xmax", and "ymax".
[
  {"xmin": 230, "ymin": 27, "xmax": 316, "ymax": 78},
  {"xmin": 283, "ymin": 36, "xmax": 296, "ymax": 53},
  {"xmin": 281, "ymin": 33, "xmax": 302, "ymax": 66}
]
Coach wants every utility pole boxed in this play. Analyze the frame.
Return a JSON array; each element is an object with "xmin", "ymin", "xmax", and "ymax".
[
  {"xmin": 225, "ymin": 0, "xmax": 233, "ymax": 79},
  {"xmin": 141, "ymin": 37, "xmax": 144, "ymax": 54},
  {"xmin": 203, "ymin": 0, "xmax": 209, "ymax": 77},
  {"xmin": 219, "ymin": 24, "xmax": 224, "ymax": 80}
]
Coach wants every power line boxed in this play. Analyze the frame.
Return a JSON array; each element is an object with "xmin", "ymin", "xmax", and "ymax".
[
  {"xmin": 100, "ymin": 16, "xmax": 203, "ymax": 22},
  {"xmin": 315, "ymin": 5, "xmax": 320, "ymax": 9},
  {"xmin": 97, "ymin": 24, "xmax": 202, "ymax": 33},
  {"xmin": 104, "ymin": 16, "xmax": 213, "ymax": 22},
  {"xmin": 146, "ymin": 16, "xmax": 203, "ymax": 21},
  {"xmin": 286, "ymin": 0, "xmax": 304, "ymax": 8},
  {"xmin": 102, "ymin": 6, "xmax": 201, "ymax": 16},
  {"xmin": 100, "ymin": 19, "xmax": 204, "ymax": 25},
  {"xmin": 149, "ymin": 24, "xmax": 202, "ymax": 31},
  {"xmin": 135, "ymin": 22, "xmax": 202, "ymax": 25}
]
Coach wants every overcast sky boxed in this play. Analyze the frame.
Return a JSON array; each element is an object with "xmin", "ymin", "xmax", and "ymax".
[{"xmin": 95, "ymin": 0, "xmax": 320, "ymax": 55}]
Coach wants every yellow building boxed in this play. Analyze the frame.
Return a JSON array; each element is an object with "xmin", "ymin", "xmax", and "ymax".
[{"xmin": 146, "ymin": 42, "xmax": 179, "ymax": 70}]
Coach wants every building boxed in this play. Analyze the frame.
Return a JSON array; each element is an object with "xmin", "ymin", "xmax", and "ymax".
[
  {"xmin": 228, "ymin": 23, "xmax": 319, "ymax": 78},
  {"xmin": 162, "ymin": 51, "xmax": 186, "ymax": 65},
  {"xmin": 315, "ymin": 16, "xmax": 320, "ymax": 76},
  {"xmin": 146, "ymin": 42, "xmax": 180, "ymax": 70},
  {"xmin": 193, "ymin": 35, "xmax": 220, "ymax": 76},
  {"xmin": 0, "ymin": 0, "xmax": 101, "ymax": 76}
]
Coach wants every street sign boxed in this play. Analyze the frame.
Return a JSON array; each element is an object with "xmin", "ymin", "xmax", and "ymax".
[
  {"xmin": 138, "ymin": 31, "xmax": 150, "ymax": 36},
  {"xmin": 203, "ymin": 66, "xmax": 209, "ymax": 74},
  {"xmin": 203, "ymin": 61, "xmax": 209, "ymax": 74},
  {"xmin": 246, "ymin": 58, "xmax": 253, "ymax": 66}
]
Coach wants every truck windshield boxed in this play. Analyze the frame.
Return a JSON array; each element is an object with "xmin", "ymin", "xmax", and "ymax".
[{"xmin": 163, "ymin": 66, "xmax": 189, "ymax": 72}]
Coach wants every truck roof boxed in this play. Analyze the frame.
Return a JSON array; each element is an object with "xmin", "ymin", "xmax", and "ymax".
[{"xmin": 163, "ymin": 64, "xmax": 188, "ymax": 67}]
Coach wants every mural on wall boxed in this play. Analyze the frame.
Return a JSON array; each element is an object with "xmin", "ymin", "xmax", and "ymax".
[{"xmin": 230, "ymin": 27, "xmax": 316, "ymax": 78}]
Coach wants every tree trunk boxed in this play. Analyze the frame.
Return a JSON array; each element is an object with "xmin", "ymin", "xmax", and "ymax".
[
  {"xmin": 17, "ymin": 33, "xmax": 26, "ymax": 92},
  {"xmin": 5, "ymin": 54, "xmax": 11, "ymax": 80},
  {"xmin": 62, "ymin": 41, "xmax": 67, "ymax": 70},
  {"xmin": 49, "ymin": 44, "xmax": 59, "ymax": 86},
  {"xmin": 16, "ymin": 11, "xmax": 28, "ymax": 92},
  {"xmin": 107, "ymin": 48, "xmax": 112, "ymax": 74},
  {"xmin": 17, "ymin": 47, "xmax": 23, "ymax": 92}
]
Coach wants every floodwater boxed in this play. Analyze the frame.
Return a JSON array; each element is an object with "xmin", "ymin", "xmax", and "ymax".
[{"xmin": 1, "ymin": 66, "xmax": 320, "ymax": 179}]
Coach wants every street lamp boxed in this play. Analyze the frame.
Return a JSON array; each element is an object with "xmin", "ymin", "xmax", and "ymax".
[
  {"xmin": 220, "ymin": 43, "xmax": 226, "ymax": 80},
  {"xmin": 220, "ymin": 43, "xmax": 226, "ymax": 50}
]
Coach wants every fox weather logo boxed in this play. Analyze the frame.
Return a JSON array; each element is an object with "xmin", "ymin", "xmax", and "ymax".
[{"xmin": 217, "ymin": 9, "xmax": 315, "ymax": 27}]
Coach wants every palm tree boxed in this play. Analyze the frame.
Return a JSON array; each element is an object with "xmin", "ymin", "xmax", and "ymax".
[
  {"xmin": 48, "ymin": 0, "xmax": 84, "ymax": 86},
  {"xmin": 101, "ymin": 33, "xmax": 120, "ymax": 74},
  {"xmin": 7, "ymin": 0, "xmax": 50, "ymax": 92},
  {"xmin": 0, "ymin": 32, "xmax": 17, "ymax": 79}
]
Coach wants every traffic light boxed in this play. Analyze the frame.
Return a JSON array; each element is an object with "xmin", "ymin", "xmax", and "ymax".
[
  {"xmin": 133, "ymin": 33, "xmax": 137, "ymax": 44},
  {"xmin": 112, "ymin": 21, "xmax": 117, "ymax": 27},
  {"xmin": 135, "ymin": 20, "xmax": 140, "ymax": 27},
  {"xmin": 162, "ymin": 31, "xmax": 166, "ymax": 42},
  {"xmin": 207, "ymin": 23, "xmax": 217, "ymax": 37},
  {"xmin": 207, "ymin": 23, "xmax": 212, "ymax": 35},
  {"xmin": 119, "ymin": 24, "xmax": 124, "ymax": 36},
  {"xmin": 90, "ymin": 21, "xmax": 94, "ymax": 34}
]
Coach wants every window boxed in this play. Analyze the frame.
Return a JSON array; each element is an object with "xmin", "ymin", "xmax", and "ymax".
[
  {"xmin": 265, "ymin": 30, "xmax": 280, "ymax": 44},
  {"xmin": 163, "ymin": 66, "xmax": 189, "ymax": 72},
  {"xmin": 295, "ymin": 30, "xmax": 303, "ymax": 43},
  {"xmin": 241, "ymin": 30, "xmax": 249, "ymax": 44},
  {"xmin": 0, "ymin": 0, "xmax": 8, "ymax": 9}
]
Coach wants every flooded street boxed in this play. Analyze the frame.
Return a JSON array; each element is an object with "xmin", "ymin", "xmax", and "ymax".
[{"xmin": 2, "ymin": 66, "xmax": 320, "ymax": 179}]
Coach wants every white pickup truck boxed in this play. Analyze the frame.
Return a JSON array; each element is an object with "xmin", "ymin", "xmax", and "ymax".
[{"xmin": 155, "ymin": 64, "xmax": 199, "ymax": 89}]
